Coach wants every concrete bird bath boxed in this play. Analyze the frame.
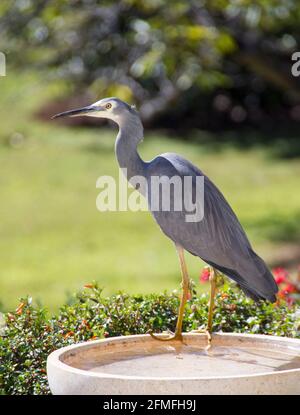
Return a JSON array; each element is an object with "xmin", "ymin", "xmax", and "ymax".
[{"xmin": 47, "ymin": 333, "xmax": 300, "ymax": 395}]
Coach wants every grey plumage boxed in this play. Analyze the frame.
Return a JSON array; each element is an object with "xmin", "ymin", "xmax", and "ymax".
[
  {"xmin": 53, "ymin": 97, "xmax": 278, "ymax": 303},
  {"xmin": 146, "ymin": 153, "xmax": 277, "ymax": 302}
]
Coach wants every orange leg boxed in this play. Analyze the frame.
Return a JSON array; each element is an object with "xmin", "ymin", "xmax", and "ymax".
[{"xmin": 150, "ymin": 244, "xmax": 189, "ymax": 341}]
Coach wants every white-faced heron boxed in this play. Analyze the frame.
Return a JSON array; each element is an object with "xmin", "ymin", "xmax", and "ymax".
[{"xmin": 52, "ymin": 97, "xmax": 278, "ymax": 345}]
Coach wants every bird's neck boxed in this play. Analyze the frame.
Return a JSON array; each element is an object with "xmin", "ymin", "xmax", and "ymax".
[{"xmin": 115, "ymin": 116, "xmax": 146, "ymax": 181}]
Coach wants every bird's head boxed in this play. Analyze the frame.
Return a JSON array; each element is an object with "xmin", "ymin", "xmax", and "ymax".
[{"xmin": 52, "ymin": 97, "xmax": 139, "ymax": 125}]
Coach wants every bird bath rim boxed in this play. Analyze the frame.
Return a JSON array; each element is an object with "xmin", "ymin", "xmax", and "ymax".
[{"xmin": 47, "ymin": 332, "xmax": 300, "ymax": 382}]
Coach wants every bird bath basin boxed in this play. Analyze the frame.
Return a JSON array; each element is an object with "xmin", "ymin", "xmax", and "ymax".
[{"xmin": 47, "ymin": 333, "xmax": 300, "ymax": 395}]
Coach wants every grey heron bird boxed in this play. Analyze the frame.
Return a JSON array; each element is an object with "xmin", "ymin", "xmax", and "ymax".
[{"xmin": 52, "ymin": 97, "xmax": 278, "ymax": 344}]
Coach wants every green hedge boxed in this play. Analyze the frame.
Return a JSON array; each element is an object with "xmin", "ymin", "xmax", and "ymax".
[{"xmin": 1, "ymin": 283, "xmax": 299, "ymax": 395}]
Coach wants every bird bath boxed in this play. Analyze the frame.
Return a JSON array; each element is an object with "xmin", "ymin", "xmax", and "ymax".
[{"xmin": 47, "ymin": 333, "xmax": 300, "ymax": 395}]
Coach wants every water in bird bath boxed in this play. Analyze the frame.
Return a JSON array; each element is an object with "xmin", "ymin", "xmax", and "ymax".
[
  {"xmin": 62, "ymin": 334, "xmax": 300, "ymax": 378},
  {"xmin": 71, "ymin": 343, "xmax": 300, "ymax": 378}
]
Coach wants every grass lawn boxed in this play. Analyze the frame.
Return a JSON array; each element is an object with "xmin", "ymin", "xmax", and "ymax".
[{"xmin": 0, "ymin": 72, "xmax": 300, "ymax": 311}]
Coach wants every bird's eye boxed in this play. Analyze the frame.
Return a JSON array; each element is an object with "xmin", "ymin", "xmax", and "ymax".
[{"xmin": 105, "ymin": 103, "xmax": 112, "ymax": 110}]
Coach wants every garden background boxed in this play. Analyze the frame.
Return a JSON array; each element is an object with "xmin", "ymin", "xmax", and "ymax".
[{"xmin": 0, "ymin": 0, "xmax": 300, "ymax": 312}]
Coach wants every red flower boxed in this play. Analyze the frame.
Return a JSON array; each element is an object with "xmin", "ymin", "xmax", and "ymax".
[
  {"xmin": 273, "ymin": 267, "xmax": 288, "ymax": 285},
  {"xmin": 277, "ymin": 282, "xmax": 297, "ymax": 304},
  {"xmin": 200, "ymin": 267, "xmax": 210, "ymax": 283},
  {"xmin": 282, "ymin": 283, "xmax": 296, "ymax": 294}
]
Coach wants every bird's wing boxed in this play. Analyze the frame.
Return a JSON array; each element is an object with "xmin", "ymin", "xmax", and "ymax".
[{"xmin": 146, "ymin": 153, "xmax": 278, "ymax": 302}]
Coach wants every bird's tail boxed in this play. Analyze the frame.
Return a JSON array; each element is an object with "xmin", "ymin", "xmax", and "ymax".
[{"xmin": 205, "ymin": 252, "xmax": 278, "ymax": 303}]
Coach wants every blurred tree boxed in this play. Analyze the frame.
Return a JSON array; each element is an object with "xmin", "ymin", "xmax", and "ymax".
[{"xmin": 1, "ymin": 0, "xmax": 300, "ymax": 132}]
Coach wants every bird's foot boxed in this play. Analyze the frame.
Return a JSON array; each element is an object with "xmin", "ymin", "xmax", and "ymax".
[
  {"xmin": 191, "ymin": 328, "xmax": 212, "ymax": 350},
  {"xmin": 148, "ymin": 329, "xmax": 183, "ymax": 342}
]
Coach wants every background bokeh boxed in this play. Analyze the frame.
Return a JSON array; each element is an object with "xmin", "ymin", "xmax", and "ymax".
[{"xmin": 0, "ymin": 0, "xmax": 299, "ymax": 311}]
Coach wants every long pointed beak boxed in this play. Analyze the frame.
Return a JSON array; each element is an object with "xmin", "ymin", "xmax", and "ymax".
[{"xmin": 51, "ymin": 105, "xmax": 99, "ymax": 120}]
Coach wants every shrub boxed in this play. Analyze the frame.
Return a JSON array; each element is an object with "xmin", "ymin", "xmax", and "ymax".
[{"xmin": 1, "ymin": 283, "xmax": 300, "ymax": 395}]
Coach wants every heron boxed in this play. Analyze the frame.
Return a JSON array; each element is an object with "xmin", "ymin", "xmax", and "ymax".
[{"xmin": 52, "ymin": 97, "xmax": 278, "ymax": 344}]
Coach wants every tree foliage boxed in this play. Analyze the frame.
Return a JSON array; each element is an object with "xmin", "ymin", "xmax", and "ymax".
[{"xmin": 1, "ymin": 0, "xmax": 300, "ymax": 130}]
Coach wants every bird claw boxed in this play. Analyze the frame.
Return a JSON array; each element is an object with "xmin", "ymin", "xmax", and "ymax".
[
  {"xmin": 191, "ymin": 328, "xmax": 212, "ymax": 350},
  {"xmin": 148, "ymin": 330, "xmax": 183, "ymax": 342}
]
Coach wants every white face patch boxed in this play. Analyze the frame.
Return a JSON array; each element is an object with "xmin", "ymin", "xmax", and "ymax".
[
  {"xmin": 88, "ymin": 99, "xmax": 117, "ymax": 120},
  {"xmin": 93, "ymin": 99, "xmax": 114, "ymax": 109}
]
